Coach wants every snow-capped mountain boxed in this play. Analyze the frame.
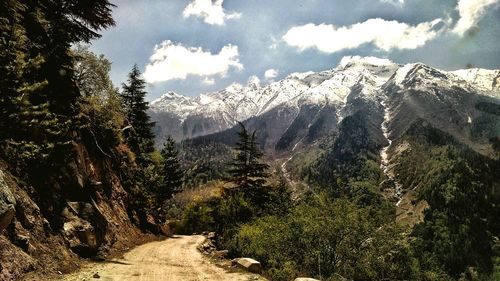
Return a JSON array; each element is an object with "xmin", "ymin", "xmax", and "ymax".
[{"xmin": 149, "ymin": 56, "xmax": 500, "ymax": 149}]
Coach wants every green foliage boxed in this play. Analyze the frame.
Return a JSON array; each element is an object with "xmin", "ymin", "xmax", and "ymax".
[
  {"xmin": 229, "ymin": 194, "xmax": 419, "ymax": 280},
  {"xmin": 0, "ymin": 0, "xmax": 114, "ymax": 173},
  {"xmin": 492, "ymin": 240, "xmax": 500, "ymax": 281},
  {"xmin": 173, "ymin": 145, "xmax": 292, "ymax": 238},
  {"xmin": 471, "ymin": 113, "xmax": 500, "ymax": 140},
  {"xmin": 121, "ymin": 64, "xmax": 155, "ymax": 164},
  {"xmin": 308, "ymin": 112, "xmax": 383, "ymax": 189},
  {"xmin": 228, "ymin": 122, "xmax": 270, "ymax": 190},
  {"xmin": 157, "ymin": 136, "xmax": 184, "ymax": 202},
  {"xmin": 395, "ymin": 121, "xmax": 500, "ymax": 279},
  {"xmin": 73, "ymin": 45, "xmax": 125, "ymax": 148},
  {"xmin": 346, "ymin": 180, "xmax": 395, "ymax": 225},
  {"xmin": 180, "ymin": 139, "xmax": 234, "ymax": 187},
  {"xmin": 0, "ymin": 0, "xmax": 177, "ymax": 236},
  {"xmin": 224, "ymin": 122, "xmax": 271, "ymax": 222},
  {"xmin": 475, "ymin": 101, "xmax": 500, "ymax": 116},
  {"xmin": 73, "ymin": 44, "xmax": 115, "ymax": 98},
  {"xmin": 262, "ymin": 175, "xmax": 294, "ymax": 217},
  {"xmin": 179, "ymin": 201, "xmax": 215, "ymax": 234}
]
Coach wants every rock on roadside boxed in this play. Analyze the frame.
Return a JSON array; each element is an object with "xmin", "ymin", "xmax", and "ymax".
[{"xmin": 233, "ymin": 258, "xmax": 261, "ymax": 274}]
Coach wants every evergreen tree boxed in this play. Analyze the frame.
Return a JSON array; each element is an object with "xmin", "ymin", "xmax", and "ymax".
[
  {"xmin": 121, "ymin": 64, "xmax": 155, "ymax": 164},
  {"xmin": 0, "ymin": 0, "xmax": 114, "ymax": 170},
  {"xmin": 228, "ymin": 123, "xmax": 269, "ymax": 191},
  {"xmin": 159, "ymin": 136, "xmax": 183, "ymax": 202}
]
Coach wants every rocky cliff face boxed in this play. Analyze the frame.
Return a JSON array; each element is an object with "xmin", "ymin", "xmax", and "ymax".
[{"xmin": 0, "ymin": 138, "xmax": 156, "ymax": 280}]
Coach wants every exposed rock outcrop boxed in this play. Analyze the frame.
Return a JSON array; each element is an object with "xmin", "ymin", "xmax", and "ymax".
[
  {"xmin": 0, "ymin": 140, "xmax": 156, "ymax": 280},
  {"xmin": 61, "ymin": 202, "xmax": 103, "ymax": 256},
  {"xmin": 0, "ymin": 170, "xmax": 16, "ymax": 230}
]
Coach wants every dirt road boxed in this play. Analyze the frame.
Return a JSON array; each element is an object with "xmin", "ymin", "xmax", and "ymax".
[{"xmin": 62, "ymin": 235, "xmax": 265, "ymax": 281}]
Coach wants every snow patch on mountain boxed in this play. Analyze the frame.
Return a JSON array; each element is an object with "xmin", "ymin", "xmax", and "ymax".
[
  {"xmin": 339, "ymin": 56, "xmax": 396, "ymax": 70},
  {"xmin": 452, "ymin": 68, "xmax": 500, "ymax": 94}
]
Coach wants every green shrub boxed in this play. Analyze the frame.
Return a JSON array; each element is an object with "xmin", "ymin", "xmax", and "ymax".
[
  {"xmin": 228, "ymin": 194, "xmax": 423, "ymax": 280},
  {"xmin": 178, "ymin": 201, "xmax": 215, "ymax": 234}
]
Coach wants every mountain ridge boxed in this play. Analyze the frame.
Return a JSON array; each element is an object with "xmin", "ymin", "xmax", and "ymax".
[{"xmin": 150, "ymin": 56, "xmax": 499, "ymax": 143}]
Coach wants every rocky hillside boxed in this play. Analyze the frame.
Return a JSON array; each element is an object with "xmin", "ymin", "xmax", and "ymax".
[{"xmin": 0, "ymin": 136, "xmax": 163, "ymax": 280}]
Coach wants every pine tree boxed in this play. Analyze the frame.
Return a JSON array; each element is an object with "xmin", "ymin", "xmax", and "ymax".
[
  {"xmin": 228, "ymin": 123, "xmax": 269, "ymax": 190},
  {"xmin": 0, "ymin": 0, "xmax": 115, "ymax": 170},
  {"xmin": 121, "ymin": 64, "xmax": 155, "ymax": 164},
  {"xmin": 158, "ymin": 136, "xmax": 183, "ymax": 203}
]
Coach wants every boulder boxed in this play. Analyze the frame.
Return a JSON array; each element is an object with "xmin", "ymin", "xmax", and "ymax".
[
  {"xmin": 235, "ymin": 258, "xmax": 261, "ymax": 273},
  {"xmin": 62, "ymin": 217, "xmax": 98, "ymax": 256},
  {"xmin": 62, "ymin": 202, "xmax": 100, "ymax": 256},
  {"xmin": 0, "ymin": 170, "xmax": 16, "ymax": 230},
  {"xmin": 15, "ymin": 234, "xmax": 30, "ymax": 251},
  {"xmin": 11, "ymin": 221, "xmax": 30, "ymax": 251},
  {"xmin": 198, "ymin": 239, "xmax": 216, "ymax": 254}
]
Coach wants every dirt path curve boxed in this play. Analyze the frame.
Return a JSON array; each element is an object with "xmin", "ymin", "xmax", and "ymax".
[{"xmin": 62, "ymin": 235, "xmax": 265, "ymax": 281}]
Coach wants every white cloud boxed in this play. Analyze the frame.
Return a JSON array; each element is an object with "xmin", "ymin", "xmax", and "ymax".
[
  {"xmin": 264, "ymin": 69, "xmax": 279, "ymax": 80},
  {"xmin": 183, "ymin": 0, "xmax": 241, "ymax": 25},
  {"xmin": 380, "ymin": 0, "xmax": 405, "ymax": 6},
  {"xmin": 453, "ymin": 0, "xmax": 500, "ymax": 36},
  {"xmin": 143, "ymin": 41, "xmax": 243, "ymax": 83},
  {"xmin": 202, "ymin": 77, "xmax": 215, "ymax": 85},
  {"xmin": 283, "ymin": 18, "xmax": 444, "ymax": 53},
  {"xmin": 247, "ymin": 75, "xmax": 261, "ymax": 86}
]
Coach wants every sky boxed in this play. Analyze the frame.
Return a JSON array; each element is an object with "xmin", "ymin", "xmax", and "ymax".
[{"xmin": 89, "ymin": 0, "xmax": 500, "ymax": 100}]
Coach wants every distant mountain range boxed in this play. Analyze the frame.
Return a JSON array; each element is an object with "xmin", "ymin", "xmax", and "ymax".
[{"xmin": 149, "ymin": 56, "xmax": 499, "ymax": 153}]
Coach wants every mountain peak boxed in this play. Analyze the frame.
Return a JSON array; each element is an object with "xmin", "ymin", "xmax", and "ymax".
[
  {"xmin": 286, "ymin": 71, "xmax": 315, "ymax": 80},
  {"xmin": 224, "ymin": 82, "xmax": 244, "ymax": 93},
  {"xmin": 152, "ymin": 91, "xmax": 190, "ymax": 103},
  {"xmin": 338, "ymin": 56, "xmax": 396, "ymax": 69},
  {"xmin": 150, "ymin": 91, "xmax": 197, "ymax": 115}
]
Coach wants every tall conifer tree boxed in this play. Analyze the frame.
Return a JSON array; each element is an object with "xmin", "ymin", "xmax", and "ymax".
[
  {"xmin": 228, "ymin": 123, "xmax": 269, "ymax": 190},
  {"xmin": 0, "ymin": 0, "xmax": 115, "ymax": 168},
  {"xmin": 121, "ymin": 64, "xmax": 155, "ymax": 164},
  {"xmin": 158, "ymin": 136, "xmax": 183, "ymax": 202}
]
